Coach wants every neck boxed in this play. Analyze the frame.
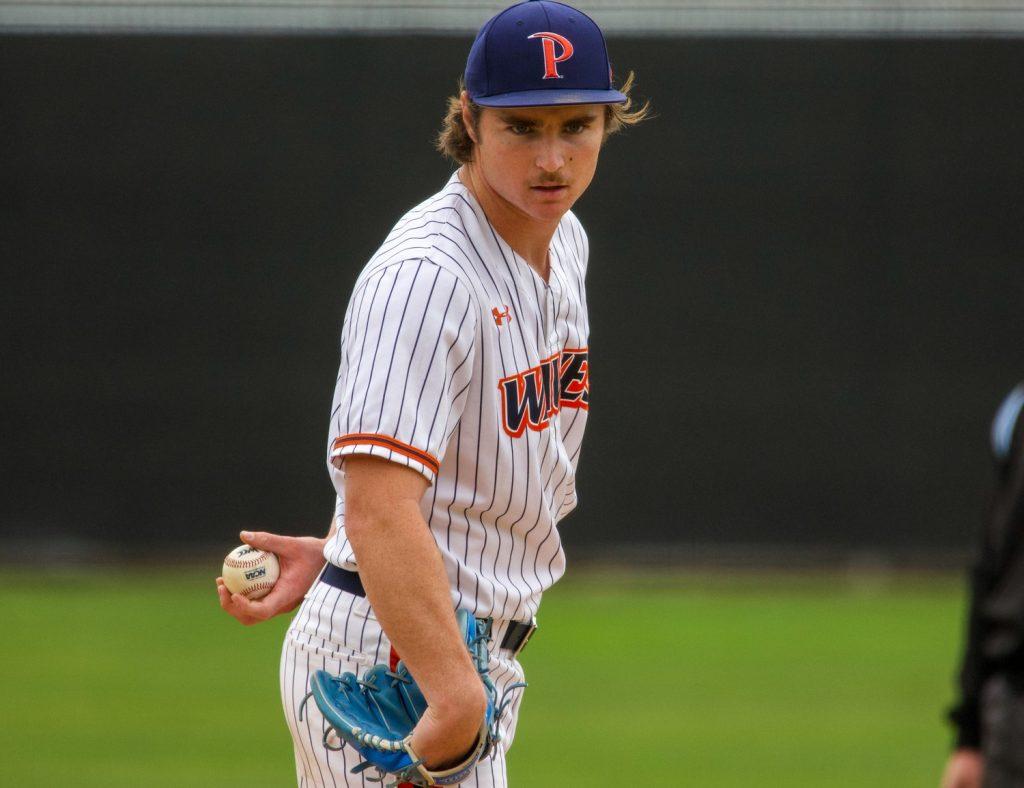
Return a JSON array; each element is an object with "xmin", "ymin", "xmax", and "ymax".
[{"xmin": 459, "ymin": 165, "xmax": 559, "ymax": 281}]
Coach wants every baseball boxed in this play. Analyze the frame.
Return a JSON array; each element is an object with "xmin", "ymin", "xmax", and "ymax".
[{"xmin": 221, "ymin": 544, "xmax": 280, "ymax": 600}]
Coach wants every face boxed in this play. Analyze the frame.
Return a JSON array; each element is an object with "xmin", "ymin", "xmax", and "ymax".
[{"xmin": 464, "ymin": 95, "xmax": 606, "ymax": 224}]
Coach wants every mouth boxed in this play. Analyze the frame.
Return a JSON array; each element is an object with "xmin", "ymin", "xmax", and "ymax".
[{"xmin": 531, "ymin": 184, "xmax": 569, "ymax": 194}]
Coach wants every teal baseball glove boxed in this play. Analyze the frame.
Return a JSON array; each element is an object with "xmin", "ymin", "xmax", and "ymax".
[{"xmin": 298, "ymin": 610, "xmax": 523, "ymax": 787}]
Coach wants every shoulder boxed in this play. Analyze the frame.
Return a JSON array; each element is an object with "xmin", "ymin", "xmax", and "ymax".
[
  {"xmin": 352, "ymin": 256, "xmax": 476, "ymax": 313},
  {"xmin": 358, "ymin": 177, "xmax": 479, "ymax": 297},
  {"xmin": 555, "ymin": 210, "xmax": 590, "ymax": 284},
  {"xmin": 392, "ymin": 177, "xmax": 471, "ymax": 235},
  {"xmin": 562, "ymin": 210, "xmax": 589, "ymax": 260},
  {"xmin": 991, "ymin": 382, "xmax": 1024, "ymax": 464},
  {"xmin": 371, "ymin": 180, "xmax": 462, "ymax": 263}
]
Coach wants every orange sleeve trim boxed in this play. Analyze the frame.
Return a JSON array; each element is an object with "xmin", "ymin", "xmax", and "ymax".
[{"xmin": 331, "ymin": 433, "xmax": 440, "ymax": 476}]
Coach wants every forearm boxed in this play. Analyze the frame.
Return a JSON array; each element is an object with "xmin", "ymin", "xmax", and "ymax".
[
  {"xmin": 341, "ymin": 457, "xmax": 487, "ymax": 768},
  {"xmin": 346, "ymin": 500, "xmax": 484, "ymax": 716}
]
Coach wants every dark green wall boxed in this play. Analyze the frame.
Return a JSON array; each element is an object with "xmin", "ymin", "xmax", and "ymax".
[{"xmin": 3, "ymin": 36, "xmax": 1022, "ymax": 554}]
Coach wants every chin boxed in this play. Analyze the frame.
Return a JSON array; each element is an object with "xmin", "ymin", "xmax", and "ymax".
[
  {"xmin": 525, "ymin": 204, "xmax": 566, "ymax": 223},
  {"xmin": 526, "ymin": 193, "xmax": 574, "ymax": 220}
]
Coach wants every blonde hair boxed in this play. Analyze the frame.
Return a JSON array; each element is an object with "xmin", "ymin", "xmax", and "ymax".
[{"xmin": 435, "ymin": 70, "xmax": 651, "ymax": 165}]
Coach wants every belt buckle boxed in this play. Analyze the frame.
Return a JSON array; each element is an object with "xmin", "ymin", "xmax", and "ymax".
[{"xmin": 511, "ymin": 617, "xmax": 537, "ymax": 659}]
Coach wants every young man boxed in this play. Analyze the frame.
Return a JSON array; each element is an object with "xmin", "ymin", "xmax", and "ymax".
[
  {"xmin": 943, "ymin": 382, "xmax": 1024, "ymax": 788},
  {"xmin": 217, "ymin": 2, "xmax": 647, "ymax": 784}
]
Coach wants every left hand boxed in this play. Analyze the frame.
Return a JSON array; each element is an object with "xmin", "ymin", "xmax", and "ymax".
[
  {"xmin": 408, "ymin": 679, "xmax": 488, "ymax": 771},
  {"xmin": 941, "ymin": 748, "xmax": 983, "ymax": 788},
  {"xmin": 216, "ymin": 530, "xmax": 326, "ymax": 625}
]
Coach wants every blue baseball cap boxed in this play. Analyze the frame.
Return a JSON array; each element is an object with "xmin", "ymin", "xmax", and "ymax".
[{"xmin": 465, "ymin": 0, "xmax": 627, "ymax": 108}]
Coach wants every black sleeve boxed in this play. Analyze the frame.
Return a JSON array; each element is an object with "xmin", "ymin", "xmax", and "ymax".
[{"xmin": 948, "ymin": 556, "xmax": 995, "ymax": 749}]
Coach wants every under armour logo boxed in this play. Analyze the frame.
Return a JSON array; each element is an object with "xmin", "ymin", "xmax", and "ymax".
[
  {"xmin": 492, "ymin": 305, "xmax": 512, "ymax": 326},
  {"xmin": 527, "ymin": 32, "xmax": 574, "ymax": 80}
]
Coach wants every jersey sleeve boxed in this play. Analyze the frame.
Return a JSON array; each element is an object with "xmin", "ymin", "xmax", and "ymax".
[{"xmin": 327, "ymin": 258, "xmax": 478, "ymax": 485}]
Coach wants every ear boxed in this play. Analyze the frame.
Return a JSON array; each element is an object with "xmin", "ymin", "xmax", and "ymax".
[{"xmin": 460, "ymin": 90, "xmax": 479, "ymax": 145}]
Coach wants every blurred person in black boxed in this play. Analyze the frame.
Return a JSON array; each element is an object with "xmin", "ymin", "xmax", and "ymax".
[{"xmin": 943, "ymin": 382, "xmax": 1024, "ymax": 788}]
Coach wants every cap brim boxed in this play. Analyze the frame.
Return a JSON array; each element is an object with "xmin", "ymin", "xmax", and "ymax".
[{"xmin": 474, "ymin": 88, "xmax": 628, "ymax": 107}]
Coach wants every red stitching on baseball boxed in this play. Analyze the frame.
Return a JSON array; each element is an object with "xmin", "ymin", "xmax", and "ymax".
[{"xmin": 225, "ymin": 550, "xmax": 272, "ymax": 569}]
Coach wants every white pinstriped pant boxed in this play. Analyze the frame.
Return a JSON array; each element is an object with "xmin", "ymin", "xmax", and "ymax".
[{"xmin": 280, "ymin": 579, "xmax": 527, "ymax": 787}]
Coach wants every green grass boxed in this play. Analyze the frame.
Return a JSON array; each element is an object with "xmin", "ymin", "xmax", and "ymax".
[{"xmin": 0, "ymin": 568, "xmax": 964, "ymax": 786}]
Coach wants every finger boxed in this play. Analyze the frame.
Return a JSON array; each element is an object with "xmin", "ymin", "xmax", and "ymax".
[
  {"xmin": 240, "ymin": 530, "xmax": 292, "ymax": 555},
  {"xmin": 231, "ymin": 599, "xmax": 261, "ymax": 625},
  {"xmin": 217, "ymin": 583, "xmax": 258, "ymax": 625},
  {"xmin": 217, "ymin": 582, "xmax": 245, "ymax": 611},
  {"xmin": 233, "ymin": 587, "xmax": 290, "ymax": 621},
  {"xmin": 217, "ymin": 582, "xmax": 233, "ymax": 609},
  {"xmin": 231, "ymin": 590, "xmax": 288, "ymax": 623},
  {"xmin": 229, "ymin": 591, "xmax": 260, "ymax": 616}
]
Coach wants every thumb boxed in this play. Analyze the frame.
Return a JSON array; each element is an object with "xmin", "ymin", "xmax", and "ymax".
[{"xmin": 240, "ymin": 530, "xmax": 291, "ymax": 553}]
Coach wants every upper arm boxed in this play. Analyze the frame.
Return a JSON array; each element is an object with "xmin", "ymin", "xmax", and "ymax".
[
  {"xmin": 342, "ymin": 455, "xmax": 430, "ymax": 529},
  {"xmin": 327, "ymin": 259, "xmax": 478, "ymax": 486}
]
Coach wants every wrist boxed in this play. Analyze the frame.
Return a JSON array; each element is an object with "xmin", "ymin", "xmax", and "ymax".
[
  {"xmin": 420, "ymin": 717, "xmax": 487, "ymax": 772},
  {"xmin": 408, "ymin": 704, "xmax": 488, "ymax": 776},
  {"xmin": 429, "ymin": 679, "xmax": 487, "ymax": 723}
]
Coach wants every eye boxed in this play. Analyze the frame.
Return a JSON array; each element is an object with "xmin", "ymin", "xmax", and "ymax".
[
  {"xmin": 564, "ymin": 120, "xmax": 590, "ymax": 134},
  {"xmin": 508, "ymin": 123, "xmax": 532, "ymax": 135}
]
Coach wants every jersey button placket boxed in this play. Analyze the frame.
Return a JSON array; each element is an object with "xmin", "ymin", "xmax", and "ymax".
[{"xmin": 545, "ymin": 276, "xmax": 562, "ymax": 354}]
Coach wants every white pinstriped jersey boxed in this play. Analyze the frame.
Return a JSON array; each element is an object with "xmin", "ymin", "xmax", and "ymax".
[{"xmin": 323, "ymin": 171, "xmax": 591, "ymax": 623}]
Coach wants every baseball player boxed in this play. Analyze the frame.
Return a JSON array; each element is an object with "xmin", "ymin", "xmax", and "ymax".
[
  {"xmin": 943, "ymin": 382, "xmax": 1024, "ymax": 788},
  {"xmin": 217, "ymin": 2, "xmax": 648, "ymax": 785}
]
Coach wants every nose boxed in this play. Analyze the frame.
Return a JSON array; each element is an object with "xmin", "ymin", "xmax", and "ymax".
[{"xmin": 534, "ymin": 139, "xmax": 565, "ymax": 173}]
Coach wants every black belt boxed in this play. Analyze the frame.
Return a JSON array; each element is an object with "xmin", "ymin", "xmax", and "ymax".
[
  {"xmin": 321, "ymin": 562, "xmax": 367, "ymax": 597},
  {"xmin": 320, "ymin": 563, "xmax": 537, "ymax": 658}
]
